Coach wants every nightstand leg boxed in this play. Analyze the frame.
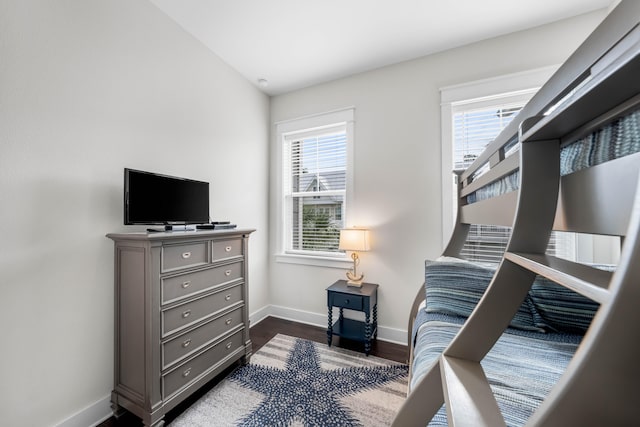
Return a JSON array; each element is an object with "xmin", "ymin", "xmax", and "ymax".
[
  {"xmin": 365, "ymin": 311, "xmax": 371, "ymax": 356},
  {"xmin": 327, "ymin": 306, "xmax": 333, "ymax": 346},
  {"xmin": 373, "ymin": 303, "xmax": 378, "ymax": 340}
]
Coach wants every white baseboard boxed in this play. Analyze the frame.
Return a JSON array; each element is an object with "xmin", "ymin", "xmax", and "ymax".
[
  {"xmin": 269, "ymin": 304, "xmax": 328, "ymax": 328},
  {"xmin": 374, "ymin": 324, "xmax": 407, "ymax": 346},
  {"xmin": 250, "ymin": 304, "xmax": 407, "ymax": 346},
  {"xmin": 54, "ymin": 395, "xmax": 112, "ymax": 427},
  {"xmin": 248, "ymin": 304, "xmax": 271, "ymax": 327}
]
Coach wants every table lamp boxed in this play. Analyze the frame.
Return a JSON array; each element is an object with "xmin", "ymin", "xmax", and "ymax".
[{"xmin": 339, "ymin": 227, "xmax": 371, "ymax": 287}]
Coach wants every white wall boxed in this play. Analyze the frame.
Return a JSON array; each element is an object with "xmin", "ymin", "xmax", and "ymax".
[
  {"xmin": 269, "ymin": 10, "xmax": 607, "ymax": 343},
  {"xmin": 0, "ymin": 1, "xmax": 269, "ymax": 426}
]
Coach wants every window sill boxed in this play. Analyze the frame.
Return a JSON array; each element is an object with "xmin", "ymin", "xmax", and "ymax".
[{"xmin": 275, "ymin": 253, "xmax": 353, "ymax": 269}]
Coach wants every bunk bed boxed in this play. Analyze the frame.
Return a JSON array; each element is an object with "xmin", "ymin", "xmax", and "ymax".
[{"xmin": 392, "ymin": 1, "xmax": 640, "ymax": 426}]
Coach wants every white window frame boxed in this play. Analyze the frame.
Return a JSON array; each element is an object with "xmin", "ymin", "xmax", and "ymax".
[
  {"xmin": 275, "ymin": 107, "xmax": 355, "ymax": 268},
  {"xmin": 440, "ymin": 66, "xmax": 558, "ymax": 247}
]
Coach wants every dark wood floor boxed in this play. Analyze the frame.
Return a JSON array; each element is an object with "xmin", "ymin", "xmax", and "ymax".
[{"xmin": 99, "ymin": 316, "xmax": 408, "ymax": 426}]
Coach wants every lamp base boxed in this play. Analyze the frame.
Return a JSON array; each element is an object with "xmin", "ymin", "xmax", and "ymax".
[
  {"xmin": 346, "ymin": 270, "xmax": 364, "ymax": 287},
  {"xmin": 346, "ymin": 279, "xmax": 364, "ymax": 287}
]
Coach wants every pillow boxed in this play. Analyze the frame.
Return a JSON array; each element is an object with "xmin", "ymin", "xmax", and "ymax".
[
  {"xmin": 424, "ymin": 259, "xmax": 544, "ymax": 332},
  {"xmin": 529, "ymin": 275, "xmax": 601, "ymax": 334}
]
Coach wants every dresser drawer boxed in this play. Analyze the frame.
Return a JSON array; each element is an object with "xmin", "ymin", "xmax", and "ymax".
[
  {"xmin": 162, "ymin": 285, "xmax": 243, "ymax": 337},
  {"xmin": 330, "ymin": 293, "xmax": 363, "ymax": 311},
  {"xmin": 162, "ymin": 241, "xmax": 208, "ymax": 272},
  {"xmin": 163, "ymin": 329, "xmax": 244, "ymax": 399},
  {"xmin": 162, "ymin": 307, "xmax": 244, "ymax": 369},
  {"xmin": 162, "ymin": 262, "xmax": 243, "ymax": 304},
  {"xmin": 212, "ymin": 238, "xmax": 243, "ymax": 261}
]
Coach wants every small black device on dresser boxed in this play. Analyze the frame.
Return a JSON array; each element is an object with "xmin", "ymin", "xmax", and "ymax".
[
  {"xmin": 196, "ymin": 222, "xmax": 237, "ymax": 230},
  {"xmin": 326, "ymin": 280, "xmax": 378, "ymax": 355}
]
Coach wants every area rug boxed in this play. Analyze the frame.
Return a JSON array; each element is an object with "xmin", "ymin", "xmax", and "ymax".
[{"xmin": 169, "ymin": 334, "xmax": 408, "ymax": 427}]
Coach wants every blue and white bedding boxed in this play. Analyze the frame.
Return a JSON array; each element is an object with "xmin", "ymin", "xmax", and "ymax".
[
  {"xmin": 560, "ymin": 108, "xmax": 640, "ymax": 175},
  {"xmin": 409, "ymin": 258, "xmax": 600, "ymax": 426},
  {"xmin": 466, "ymin": 171, "xmax": 519, "ymax": 204},
  {"xmin": 424, "ymin": 258, "xmax": 544, "ymax": 332},
  {"xmin": 410, "ymin": 311, "xmax": 582, "ymax": 427}
]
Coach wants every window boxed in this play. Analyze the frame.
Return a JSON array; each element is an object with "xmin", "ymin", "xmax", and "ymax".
[
  {"xmin": 440, "ymin": 67, "xmax": 558, "ymax": 245},
  {"xmin": 276, "ymin": 108, "xmax": 354, "ymax": 265},
  {"xmin": 285, "ymin": 127, "xmax": 346, "ymax": 254},
  {"xmin": 453, "ymin": 98, "xmax": 577, "ymax": 263},
  {"xmin": 440, "ymin": 67, "xmax": 579, "ymax": 264},
  {"xmin": 452, "ymin": 97, "xmax": 530, "ymax": 264}
]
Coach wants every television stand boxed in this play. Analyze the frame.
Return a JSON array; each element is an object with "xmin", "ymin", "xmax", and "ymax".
[{"xmin": 107, "ymin": 228, "xmax": 255, "ymax": 427}]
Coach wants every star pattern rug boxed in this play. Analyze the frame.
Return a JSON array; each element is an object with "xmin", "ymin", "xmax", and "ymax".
[{"xmin": 169, "ymin": 334, "xmax": 408, "ymax": 427}]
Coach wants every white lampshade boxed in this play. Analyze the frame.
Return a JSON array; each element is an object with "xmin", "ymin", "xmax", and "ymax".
[{"xmin": 339, "ymin": 228, "xmax": 371, "ymax": 252}]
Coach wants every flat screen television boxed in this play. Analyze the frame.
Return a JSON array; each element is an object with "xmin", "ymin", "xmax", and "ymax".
[{"xmin": 124, "ymin": 168, "xmax": 210, "ymax": 230}]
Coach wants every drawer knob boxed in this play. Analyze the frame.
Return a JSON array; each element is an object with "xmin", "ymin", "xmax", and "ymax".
[
  {"xmin": 182, "ymin": 252, "xmax": 192, "ymax": 259},
  {"xmin": 182, "ymin": 368, "xmax": 191, "ymax": 378},
  {"xmin": 225, "ymin": 294, "xmax": 232, "ymax": 301},
  {"xmin": 225, "ymin": 246, "xmax": 232, "ymax": 252},
  {"xmin": 225, "ymin": 318, "xmax": 232, "ymax": 325},
  {"xmin": 182, "ymin": 310, "xmax": 191, "ymax": 319},
  {"xmin": 225, "ymin": 342, "xmax": 233, "ymax": 350},
  {"xmin": 225, "ymin": 269, "xmax": 232, "ymax": 276},
  {"xmin": 182, "ymin": 339, "xmax": 191, "ymax": 348},
  {"xmin": 345, "ymin": 299, "xmax": 350, "ymax": 304},
  {"xmin": 181, "ymin": 281, "xmax": 191, "ymax": 289}
]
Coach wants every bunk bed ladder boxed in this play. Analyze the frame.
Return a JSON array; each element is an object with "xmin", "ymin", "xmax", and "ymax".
[
  {"xmin": 440, "ymin": 139, "xmax": 560, "ymax": 427},
  {"xmin": 393, "ymin": 139, "xmax": 561, "ymax": 427}
]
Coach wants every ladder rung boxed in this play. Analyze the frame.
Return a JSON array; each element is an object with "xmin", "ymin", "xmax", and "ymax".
[
  {"xmin": 440, "ymin": 355, "xmax": 506, "ymax": 427},
  {"xmin": 505, "ymin": 252, "xmax": 611, "ymax": 303}
]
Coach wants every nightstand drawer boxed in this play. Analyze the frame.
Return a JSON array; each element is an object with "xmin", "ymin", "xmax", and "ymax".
[
  {"xmin": 162, "ymin": 307, "xmax": 244, "ymax": 369},
  {"xmin": 163, "ymin": 330, "xmax": 244, "ymax": 399},
  {"xmin": 162, "ymin": 242, "xmax": 208, "ymax": 272},
  {"xmin": 162, "ymin": 285, "xmax": 243, "ymax": 337},
  {"xmin": 330, "ymin": 293, "xmax": 363, "ymax": 311},
  {"xmin": 162, "ymin": 262, "xmax": 243, "ymax": 304}
]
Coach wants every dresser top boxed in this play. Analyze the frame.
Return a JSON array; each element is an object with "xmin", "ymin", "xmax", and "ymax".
[{"xmin": 106, "ymin": 227, "xmax": 255, "ymax": 242}]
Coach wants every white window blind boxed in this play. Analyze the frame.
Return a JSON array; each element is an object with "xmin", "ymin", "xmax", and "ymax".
[
  {"xmin": 453, "ymin": 98, "xmax": 576, "ymax": 263},
  {"xmin": 453, "ymin": 105, "xmax": 522, "ymax": 170},
  {"xmin": 454, "ymin": 100, "xmax": 526, "ymax": 264},
  {"xmin": 283, "ymin": 125, "xmax": 347, "ymax": 255}
]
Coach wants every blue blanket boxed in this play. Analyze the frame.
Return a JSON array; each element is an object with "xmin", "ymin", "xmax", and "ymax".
[{"xmin": 410, "ymin": 311, "xmax": 582, "ymax": 427}]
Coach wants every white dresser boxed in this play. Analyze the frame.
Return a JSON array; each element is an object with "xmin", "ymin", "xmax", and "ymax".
[{"xmin": 107, "ymin": 228, "xmax": 254, "ymax": 426}]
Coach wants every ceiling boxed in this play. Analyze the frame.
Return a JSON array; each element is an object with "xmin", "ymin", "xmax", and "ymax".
[{"xmin": 149, "ymin": 0, "xmax": 615, "ymax": 96}]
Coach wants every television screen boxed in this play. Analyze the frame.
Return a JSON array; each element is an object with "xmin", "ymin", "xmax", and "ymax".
[{"xmin": 124, "ymin": 168, "xmax": 210, "ymax": 226}]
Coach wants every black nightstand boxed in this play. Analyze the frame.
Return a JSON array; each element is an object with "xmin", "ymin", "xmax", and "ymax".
[{"xmin": 326, "ymin": 280, "xmax": 378, "ymax": 355}]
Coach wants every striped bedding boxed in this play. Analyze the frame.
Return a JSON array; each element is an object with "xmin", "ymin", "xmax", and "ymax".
[
  {"xmin": 466, "ymin": 108, "xmax": 640, "ymax": 204},
  {"xmin": 410, "ymin": 311, "xmax": 582, "ymax": 427},
  {"xmin": 560, "ymin": 108, "xmax": 640, "ymax": 175},
  {"xmin": 466, "ymin": 171, "xmax": 519, "ymax": 204},
  {"xmin": 424, "ymin": 258, "xmax": 544, "ymax": 332}
]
